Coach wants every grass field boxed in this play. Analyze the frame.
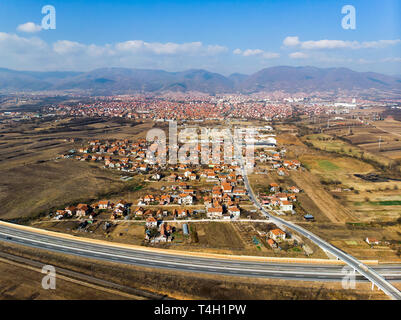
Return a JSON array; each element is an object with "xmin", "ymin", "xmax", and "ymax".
[
  {"xmin": 317, "ymin": 160, "xmax": 339, "ymax": 171},
  {"xmin": 354, "ymin": 200, "xmax": 401, "ymax": 206},
  {"xmin": 299, "ymin": 153, "xmax": 377, "ymax": 191},
  {"xmin": 303, "ymin": 133, "xmax": 392, "ymax": 166},
  {"xmin": 0, "ymin": 160, "xmax": 129, "ymax": 219}
]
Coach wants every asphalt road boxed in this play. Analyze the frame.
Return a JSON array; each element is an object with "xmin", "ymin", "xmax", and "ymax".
[{"xmin": 1, "ymin": 224, "xmax": 401, "ymax": 284}]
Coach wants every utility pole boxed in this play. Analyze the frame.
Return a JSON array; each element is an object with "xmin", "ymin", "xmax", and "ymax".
[{"xmin": 378, "ymin": 136, "xmax": 382, "ymax": 150}]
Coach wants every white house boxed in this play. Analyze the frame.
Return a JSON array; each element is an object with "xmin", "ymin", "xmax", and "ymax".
[
  {"xmin": 207, "ymin": 206, "xmax": 223, "ymax": 219},
  {"xmin": 146, "ymin": 216, "xmax": 158, "ymax": 228},
  {"xmin": 365, "ymin": 237, "xmax": 380, "ymax": 245},
  {"xmin": 269, "ymin": 229, "xmax": 286, "ymax": 241},
  {"xmin": 280, "ymin": 200, "xmax": 293, "ymax": 211},
  {"xmin": 228, "ymin": 206, "xmax": 240, "ymax": 219},
  {"xmin": 178, "ymin": 194, "xmax": 193, "ymax": 205}
]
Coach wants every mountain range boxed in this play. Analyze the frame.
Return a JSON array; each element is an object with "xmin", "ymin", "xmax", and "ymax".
[{"xmin": 1, "ymin": 66, "xmax": 400, "ymax": 94}]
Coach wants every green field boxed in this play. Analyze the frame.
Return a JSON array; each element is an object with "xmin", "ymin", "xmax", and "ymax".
[
  {"xmin": 354, "ymin": 200, "xmax": 401, "ymax": 206},
  {"xmin": 317, "ymin": 160, "xmax": 339, "ymax": 171}
]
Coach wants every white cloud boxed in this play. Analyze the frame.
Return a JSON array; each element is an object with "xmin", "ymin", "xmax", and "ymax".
[
  {"xmin": 0, "ymin": 32, "xmax": 229, "ymax": 71},
  {"xmin": 53, "ymin": 40, "xmax": 86, "ymax": 54},
  {"xmin": 262, "ymin": 52, "xmax": 280, "ymax": 59},
  {"xmin": 115, "ymin": 40, "xmax": 227, "ymax": 55},
  {"xmin": 356, "ymin": 58, "xmax": 374, "ymax": 64},
  {"xmin": 283, "ymin": 36, "xmax": 300, "ymax": 47},
  {"xmin": 382, "ymin": 57, "xmax": 401, "ymax": 63},
  {"xmin": 283, "ymin": 36, "xmax": 401, "ymax": 50},
  {"xmin": 243, "ymin": 49, "xmax": 263, "ymax": 56},
  {"xmin": 17, "ymin": 22, "xmax": 42, "ymax": 33},
  {"xmin": 0, "ymin": 32, "xmax": 47, "ymax": 53},
  {"xmin": 360, "ymin": 40, "xmax": 401, "ymax": 49},
  {"xmin": 235, "ymin": 48, "xmax": 279, "ymax": 59},
  {"xmin": 301, "ymin": 40, "xmax": 353, "ymax": 50},
  {"xmin": 289, "ymin": 52, "xmax": 308, "ymax": 59}
]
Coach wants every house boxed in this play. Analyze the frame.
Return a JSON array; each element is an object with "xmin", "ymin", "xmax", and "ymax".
[
  {"xmin": 289, "ymin": 186, "xmax": 300, "ymax": 193},
  {"xmin": 366, "ymin": 237, "xmax": 380, "ymax": 245},
  {"xmin": 115, "ymin": 200, "xmax": 128, "ymax": 209},
  {"xmin": 160, "ymin": 195, "xmax": 171, "ymax": 205},
  {"xmin": 65, "ymin": 206, "xmax": 76, "ymax": 216},
  {"xmin": 221, "ymin": 182, "xmax": 232, "ymax": 193},
  {"xmin": 206, "ymin": 172, "xmax": 217, "ymax": 180},
  {"xmin": 269, "ymin": 228, "xmax": 286, "ymax": 241},
  {"xmin": 276, "ymin": 193, "xmax": 288, "ymax": 201},
  {"xmin": 146, "ymin": 216, "xmax": 158, "ymax": 228},
  {"xmin": 270, "ymin": 197, "xmax": 281, "ymax": 206},
  {"xmin": 228, "ymin": 206, "xmax": 240, "ymax": 219},
  {"xmin": 76, "ymin": 204, "xmax": 89, "ymax": 217},
  {"xmin": 55, "ymin": 210, "xmax": 67, "ymax": 219},
  {"xmin": 178, "ymin": 194, "xmax": 193, "ymax": 205},
  {"xmin": 267, "ymin": 238, "xmax": 277, "ymax": 248},
  {"xmin": 98, "ymin": 200, "xmax": 110, "ymax": 210},
  {"xmin": 143, "ymin": 195, "xmax": 155, "ymax": 204},
  {"xmin": 207, "ymin": 206, "xmax": 223, "ymax": 219},
  {"xmin": 270, "ymin": 183, "xmax": 279, "ymax": 192},
  {"xmin": 184, "ymin": 170, "xmax": 192, "ymax": 178},
  {"xmin": 167, "ymin": 174, "xmax": 177, "ymax": 182},
  {"xmin": 280, "ymin": 200, "xmax": 293, "ymax": 212},
  {"xmin": 134, "ymin": 207, "xmax": 144, "ymax": 216},
  {"xmin": 232, "ymin": 187, "xmax": 246, "ymax": 196},
  {"xmin": 176, "ymin": 209, "xmax": 188, "ymax": 218},
  {"xmin": 112, "ymin": 207, "xmax": 124, "ymax": 218},
  {"xmin": 277, "ymin": 168, "xmax": 286, "ymax": 176},
  {"xmin": 151, "ymin": 173, "xmax": 161, "ymax": 181}
]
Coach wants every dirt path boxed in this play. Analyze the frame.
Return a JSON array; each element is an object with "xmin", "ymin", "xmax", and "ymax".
[{"xmin": 291, "ymin": 170, "xmax": 355, "ymax": 223}]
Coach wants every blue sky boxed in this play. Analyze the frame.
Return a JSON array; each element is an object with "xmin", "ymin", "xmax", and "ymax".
[{"xmin": 0, "ymin": 0, "xmax": 400, "ymax": 75}]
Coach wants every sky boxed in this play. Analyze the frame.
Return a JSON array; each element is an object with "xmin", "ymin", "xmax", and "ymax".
[{"xmin": 0, "ymin": 0, "xmax": 400, "ymax": 75}]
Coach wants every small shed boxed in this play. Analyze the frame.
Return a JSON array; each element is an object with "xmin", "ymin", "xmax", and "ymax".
[{"xmin": 303, "ymin": 214, "xmax": 314, "ymax": 221}]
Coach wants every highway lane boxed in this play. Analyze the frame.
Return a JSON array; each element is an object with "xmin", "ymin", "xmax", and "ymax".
[
  {"xmin": 237, "ymin": 147, "xmax": 401, "ymax": 299},
  {"xmin": 1, "ymin": 224, "xmax": 401, "ymax": 283}
]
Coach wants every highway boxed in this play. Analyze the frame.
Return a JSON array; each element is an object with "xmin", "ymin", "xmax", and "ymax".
[
  {"xmin": 237, "ymin": 146, "xmax": 401, "ymax": 299},
  {"xmin": 1, "ymin": 224, "xmax": 401, "ymax": 284}
]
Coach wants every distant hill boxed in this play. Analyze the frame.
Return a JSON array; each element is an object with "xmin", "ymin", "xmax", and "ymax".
[
  {"xmin": 238, "ymin": 66, "xmax": 401, "ymax": 93},
  {"xmin": 0, "ymin": 68, "xmax": 82, "ymax": 90},
  {"xmin": 0, "ymin": 66, "xmax": 400, "ymax": 94}
]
